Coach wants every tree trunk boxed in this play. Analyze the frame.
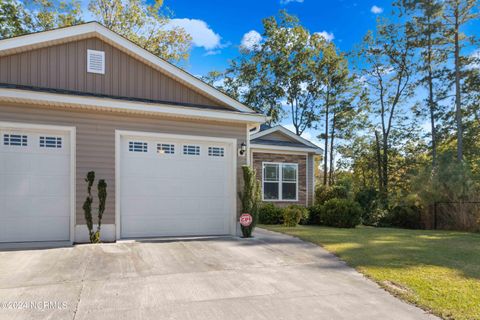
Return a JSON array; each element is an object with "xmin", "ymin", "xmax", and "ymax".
[
  {"xmin": 328, "ymin": 111, "xmax": 336, "ymax": 185},
  {"xmin": 454, "ymin": 5, "xmax": 463, "ymax": 161},
  {"xmin": 374, "ymin": 131, "xmax": 383, "ymax": 195},
  {"xmin": 323, "ymin": 92, "xmax": 330, "ymax": 185},
  {"xmin": 382, "ymin": 133, "xmax": 389, "ymax": 202},
  {"xmin": 427, "ymin": 29, "xmax": 437, "ymax": 167}
]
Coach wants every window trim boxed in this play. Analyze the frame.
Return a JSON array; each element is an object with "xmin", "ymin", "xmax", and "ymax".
[{"xmin": 262, "ymin": 162, "xmax": 298, "ymax": 202}]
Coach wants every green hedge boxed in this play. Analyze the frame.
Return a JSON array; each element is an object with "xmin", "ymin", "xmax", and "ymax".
[
  {"xmin": 315, "ymin": 185, "xmax": 349, "ymax": 205},
  {"xmin": 283, "ymin": 205, "xmax": 308, "ymax": 227},
  {"xmin": 387, "ymin": 205, "xmax": 424, "ymax": 229},
  {"xmin": 258, "ymin": 203, "xmax": 284, "ymax": 224},
  {"xmin": 322, "ymin": 199, "xmax": 362, "ymax": 228}
]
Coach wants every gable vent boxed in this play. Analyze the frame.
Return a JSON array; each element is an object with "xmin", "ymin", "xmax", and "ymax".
[{"xmin": 87, "ymin": 49, "xmax": 105, "ymax": 74}]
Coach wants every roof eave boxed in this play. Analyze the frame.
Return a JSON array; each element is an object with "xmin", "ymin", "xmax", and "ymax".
[{"xmin": 0, "ymin": 88, "xmax": 268, "ymax": 124}]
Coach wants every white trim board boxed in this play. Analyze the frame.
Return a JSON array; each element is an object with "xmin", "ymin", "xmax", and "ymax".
[
  {"xmin": 251, "ymin": 125, "xmax": 322, "ymax": 152},
  {"xmin": 0, "ymin": 121, "xmax": 76, "ymax": 244},
  {"xmin": 0, "ymin": 88, "xmax": 267, "ymax": 124},
  {"xmin": 115, "ymin": 130, "xmax": 238, "ymax": 239},
  {"xmin": 0, "ymin": 22, "xmax": 254, "ymax": 113}
]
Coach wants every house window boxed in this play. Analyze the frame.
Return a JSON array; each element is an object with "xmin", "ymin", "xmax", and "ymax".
[
  {"xmin": 208, "ymin": 146, "xmax": 224, "ymax": 157},
  {"xmin": 183, "ymin": 145, "xmax": 200, "ymax": 155},
  {"xmin": 129, "ymin": 141, "xmax": 148, "ymax": 152},
  {"xmin": 3, "ymin": 134, "xmax": 27, "ymax": 146},
  {"xmin": 40, "ymin": 136, "xmax": 62, "ymax": 148},
  {"xmin": 157, "ymin": 143, "xmax": 175, "ymax": 154},
  {"xmin": 262, "ymin": 163, "xmax": 298, "ymax": 201}
]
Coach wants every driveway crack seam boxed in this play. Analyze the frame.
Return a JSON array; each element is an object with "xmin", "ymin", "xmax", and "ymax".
[{"xmin": 72, "ymin": 247, "xmax": 93, "ymax": 320}]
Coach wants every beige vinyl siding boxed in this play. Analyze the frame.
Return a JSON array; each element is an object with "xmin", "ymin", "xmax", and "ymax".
[
  {"xmin": 260, "ymin": 131, "xmax": 293, "ymax": 142},
  {"xmin": 0, "ymin": 37, "xmax": 230, "ymax": 109},
  {"xmin": 0, "ymin": 103, "xmax": 247, "ymax": 225}
]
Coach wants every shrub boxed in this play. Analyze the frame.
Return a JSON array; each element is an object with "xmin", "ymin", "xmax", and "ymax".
[
  {"xmin": 238, "ymin": 166, "xmax": 261, "ymax": 237},
  {"xmin": 283, "ymin": 205, "xmax": 308, "ymax": 227},
  {"xmin": 322, "ymin": 199, "xmax": 362, "ymax": 228},
  {"xmin": 354, "ymin": 188, "xmax": 379, "ymax": 223},
  {"xmin": 315, "ymin": 185, "xmax": 349, "ymax": 205},
  {"xmin": 307, "ymin": 205, "xmax": 325, "ymax": 225},
  {"xmin": 258, "ymin": 203, "xmax": 283, "ymax": 224},
  {"xmin": 387, "ymin": 205, "xmax": 424, "ymax": 229}
]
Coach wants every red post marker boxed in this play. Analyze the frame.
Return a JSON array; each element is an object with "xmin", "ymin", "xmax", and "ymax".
[{"xmin": 239, "ymin": 213, "xmax": 253, "ymax": 227}]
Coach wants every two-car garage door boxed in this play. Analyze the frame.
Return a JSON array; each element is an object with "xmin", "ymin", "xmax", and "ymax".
[
  {"xmin": 0, "ymin": 124, "xmax": 72, "ymax": 243},
  {"xmin": 119, "ymin": 133, "xmax": 235, "ymax": 238}
]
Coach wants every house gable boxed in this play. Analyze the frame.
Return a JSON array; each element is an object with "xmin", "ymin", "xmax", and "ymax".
[
  {"xmin": 0, "ymin": 36, "xmax": 233, "ymax": 110},
  {"xmin": 251, "ymin": 125, "xmax": 322, "ymax": 154}
]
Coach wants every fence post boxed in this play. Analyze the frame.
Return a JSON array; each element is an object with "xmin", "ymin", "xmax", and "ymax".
[{"xmin": 433, "ymin": 202, "xmax": 437, "ymax": 230}]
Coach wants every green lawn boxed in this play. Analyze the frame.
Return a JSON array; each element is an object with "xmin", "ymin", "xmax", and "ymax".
[{"xmin": 261, "ymin": 225, "xmax": 480, "ymax": 320}]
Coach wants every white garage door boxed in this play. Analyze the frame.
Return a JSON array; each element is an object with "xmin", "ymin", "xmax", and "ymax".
[
  {"xmin": 120, "ymin": 133, "xmax": 234, "ymax": 238},
  {"xmin": 0, "ymin": 125, "xmax": 72, "ymax": 242}
]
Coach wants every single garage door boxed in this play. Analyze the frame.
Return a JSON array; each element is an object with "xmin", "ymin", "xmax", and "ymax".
[
  {"xmin": 0, "ymin": 124, "xmax": 72, "ymax": 242},
  {"xmin": 120, "ymin": 133, "xmax": 235, "ymax": 238}
]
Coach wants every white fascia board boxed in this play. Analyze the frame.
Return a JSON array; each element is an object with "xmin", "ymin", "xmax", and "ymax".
[
  {"xmin": 250, "ymin": 143, "xmax": 322, "ymax": 154},
  {"xmin": 0, "ymin": 88, "xmax": 268, "ymax": 124},
  {"xmin": 251, "ymin": 125, "xmax": 321, "ymax": 149},
  {"xmin": 0, "ymin": 22, "xmax": 255, "ymax": 114}
]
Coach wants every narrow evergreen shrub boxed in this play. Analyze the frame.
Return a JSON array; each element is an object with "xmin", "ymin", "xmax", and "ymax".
[
  {"xmin": 82, "ymin": 171, "xmax": 108, "ymax": 243},
  {"xmin": 258, "ymin": 203, "xmax": 283, "ymax": 224},
  {"xmin": 238, "ymin": 166, "xmax": 261, "ymax": 237},
  {"xmin": 322, "ymin": 199, "xmax": 362, "ymax": 228},
  {"xmin": 283, "ymin": 205, "xmax": 308, "ymax": 227}
]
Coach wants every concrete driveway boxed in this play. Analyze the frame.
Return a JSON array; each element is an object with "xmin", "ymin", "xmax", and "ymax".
[{"xmin": 0, "ymin": 228, "xmax": 436, "ymax": 320}]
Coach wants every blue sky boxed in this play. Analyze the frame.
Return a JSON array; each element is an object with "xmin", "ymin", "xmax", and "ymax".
[
  {"xmin": 159, "ymin": 0, "xmax": 397, "ymax": 144},
  {"xmin": 82, "ymin": 0, "xmax": 478, "ymax": 145},
  {"xmin": 167, "ymin": 0, "xmax": 394, "ymax": 75}
]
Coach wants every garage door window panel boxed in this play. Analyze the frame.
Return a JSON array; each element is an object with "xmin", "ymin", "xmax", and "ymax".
[
  {"xmin": 157, "ymin": 143, "xmax": 175, "ymax": 155},
  {"xmin": 263, "ymin": 163, "xmax": 298, "ymax": 201},
  {"xmin": 183, "ymin": 145, "xmax": 200, "ymax": 155},
  {"xmin": 3, "ymin": 134, "xmax": 27, "ymax": 146},
  {"xmin": 129, "ymin": 141, "xmax": 148, "ymax": 152},
  {"xmin": 208, "ymin": 147, "xmax": 225, "ymax": 157},
  {"xmin": 40, "ymin": 136, "xmax": 62, "ymax": 148}
]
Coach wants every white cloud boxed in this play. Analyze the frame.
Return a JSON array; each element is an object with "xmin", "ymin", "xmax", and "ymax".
[
  {"xmin": 370, "ymin": 5, "xmax": 383, "ymax": 14},
  {"xmin": 280, "ymin": 0, "xmax": 304, "ymax": 4},
  {"xmin": 315, "ymin": 31, "xmax": 335, "ymax": 42},
  {"xmin": 240, "ymin": 30, "xmax": 263, "ymax": 51},
  {"xmin": 166, "ymin": 18, "xmax": 222, "ymax": 50},
  {"xmin": 204, "ymin": 50, "xmax": 221, "ymax": 56}
]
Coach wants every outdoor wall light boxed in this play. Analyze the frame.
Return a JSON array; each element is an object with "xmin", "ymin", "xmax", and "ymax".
[{"xmin": 239, "ymin": 142, "xmax": 247, "ymax": 156}]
